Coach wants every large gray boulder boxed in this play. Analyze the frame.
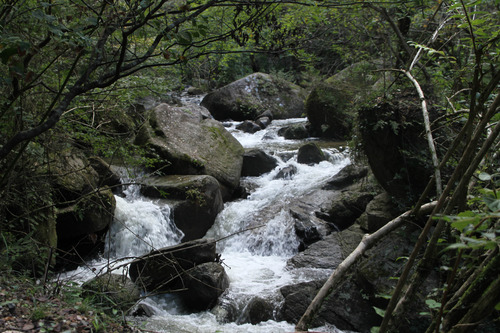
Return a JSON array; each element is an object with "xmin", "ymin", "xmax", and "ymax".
[
  {"xmin": 135, "ymin": 103, "xmax": 244, "ymax": 199},
  {"xmin": 201, "ymin": 73, "xmax": 306, "ymax": 121},
  {"xmin": 139, "ymin": 175, "xmax": 224, "ymax": 241},
  {"xmin": 306, "ymin": 61, "xmax": 383, "ymax": 139},
  {"xmin": 287, "ymin": 233, "xmax": 343, "ymax": 269}
]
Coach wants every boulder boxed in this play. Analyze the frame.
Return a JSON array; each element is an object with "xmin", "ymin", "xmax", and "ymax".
[
  {"xmin": 129, "ymin": 238, "xmax": 217, "ymax": 293},
  {"xmin": 201, "ymin": 72, "xmax": 306, "ymax": 121},
  {"xmin": 278, "ymin": 123, "xmax": 310, "ymax": 140},
  {"xmin": 274, "ymin": 164, "xmax": 298, "ymax": 180},
  {"xmin": 241, "ymin": 149, "xmax": 279, "ymax": 177},
  {"xmin": 236, "ymin": 120, "xmax": 262, "ymax": 133},
  {"xmin": 323, "ymin": 164, "xmax": 369, "ymax": 190},
  {"xmin": 287, "ymin": 233, "xmax": 343, "ymax": 269},
  {"xmin": 183, "ymin": 262, "xmax": 230, "ymax": 311},
  {"xmin": 255, "ymin": 116, "xmax": 271, "ymax": 129},
  {"xmin": 279, "ymin": 223, "xmax": 435, "ymax": 332},
  {"xmin": 290, "ymin": 208, "xmax": 322, "ymax": 250},
  {"xmin": 357, "ymin": 93, "xmax": 446, "ymax": 204},
  {"xmin": 134, "ymin": 103, "xmax": 244, "ymax": 199},
  {"xmin": 51, "ymin": 149, "xmax": 116, "ymax": 268},
  {"xmin": 321, "ymin": 191, "xmax": 374, "ymax": 231},
  {"xmin": 297, "ymin": 142, "xmax": 326, "ymax": 165},
  {"xmin": 139, "ymin": 175, "xmax": 223, "ymax": 241},
  {"xmin": 238, "ymin": 297, "xmax": 275, "ymax": 324},
  {"xmin": 306, "ymin": 61, "xmax": 383, "ymax": 139},
  {"xmin": 89, "ymin": 156, "xmax": 122, "ymax": 194},
  {"xmin": 358, "ymin": 192, "xmax": 399, "ymax": 233},
  {"xmin": 82, "ymin": 273, "xmax": 141, "ymax": 312}
]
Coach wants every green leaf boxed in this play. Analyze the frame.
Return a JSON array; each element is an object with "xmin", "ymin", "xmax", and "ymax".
[
  {"xmin": 426, "ymin": 299, "xmax": 441, "ymax": 309},
  {"xmin": 373, "ymin": 306, "xmax": 386, "ymax": 317},
  {"xmin": 478, "ymin": 172, "xmax": 491, "ymax": 181}
]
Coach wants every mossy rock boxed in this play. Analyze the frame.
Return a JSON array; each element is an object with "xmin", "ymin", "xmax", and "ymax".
[
  {"xmin": 82, "ymin": 273, "xmax": 141, "ymax": 312},
  {"xmin": 306, "ymin": 61, "xmax": 384, "ymax": 139}
]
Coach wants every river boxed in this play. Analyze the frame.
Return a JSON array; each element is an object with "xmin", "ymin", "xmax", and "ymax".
[{"xmin": 63, "ymin": 115, "xmax": 351, "ymax": 333}]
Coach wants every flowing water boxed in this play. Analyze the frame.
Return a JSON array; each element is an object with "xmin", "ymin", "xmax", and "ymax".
[{"xmin": 63, "ymin": 116, "xmax": 351, "ymax": 333}]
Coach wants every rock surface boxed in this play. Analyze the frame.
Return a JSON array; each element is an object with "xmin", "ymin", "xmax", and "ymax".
[
  {"xmin": 139, "ymin": 175, "xmax": 224, "ymax": 241},
  {"xmin": 241, "ymin": 149, "xmax": 279, "ymax": 177},
  {"xmin": 201, "ymin": 72, "xmax": 306, "ymax": 121},
  {"xmin": 297, "ymin": 142, "xmax": 326, "ymax": 165},
  {"xmin": 134, "ymin": 103, "xmax": 244, "ymax": 198},
  {"xmin": 306, "ymin": 61, "xmax": 383, "ymax": 139}
]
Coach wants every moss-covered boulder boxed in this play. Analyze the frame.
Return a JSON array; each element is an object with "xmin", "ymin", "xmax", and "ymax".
[
  {"xmin": 135, "ymin": 103, "xmax": 244, "ymax": 199},
  {"xmin": 201, "ymin": 72, "xmax": 306, "ymax": 121},
  {"xmin": 305, "ymin": 61, "xmax": 383, "ymax": 139}
]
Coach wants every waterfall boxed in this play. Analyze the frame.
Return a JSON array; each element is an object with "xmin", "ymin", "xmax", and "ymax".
[{"xmin": 64, "ymin": 117, "xmax": 351, "ymax": 333}]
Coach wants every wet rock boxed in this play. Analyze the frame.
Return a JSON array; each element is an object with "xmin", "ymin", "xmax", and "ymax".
[
  {"xmin": 255, "ymin": 116, "xmax": 271, "ymax": 129},
  {"xmin": 278, "ymin": 123, "xmax": 310, "ymax": 140},
  {"xmin": 290, "ymin": 208, "xmax": 322, "ymax": 250},
  {"xmin": 297, "ymin": 142, "xmax": 325, "ymax": 165},
  {"xmin": 241, "ymin": 149, "xmax": 279, "ymax": 177},
  {"xmin": 183, "ymin": 262, "xmax": 230, "ymax": 311},
  {"xmin": 238, "ymin": 297, "xmax": 274, "ymax": 324},
  {"xmin": 129, "ymin": 238, "xmax": 217, "ymax": 293},
  {"xmin": 236, "ymin": 120, "xmax": 262, "ymax": 133},
  {"xmin": 274, "ymin": 165, "xmax": 297, "ymax": 180},
  {"xmin": 139, "ymin": 175, "xmax": 223, "ymax": 241}
]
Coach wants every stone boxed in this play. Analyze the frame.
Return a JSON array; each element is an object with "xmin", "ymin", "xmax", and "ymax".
[
  {"xmin": 129, "ymin": 238, "xmax": 217, "ymax": 293},
  {"xmin": 306, "ymin": 61, "xmax": 384, "ymax": 139},
  {"xmin": 358, "ymin": 192, "xmax": 399, "ymax": 233},
  {"xmin": 323, "ymin": 164, "xmax": 369, "ymax": 190},
  {"xmin": 134, "ymin": 103, "xmax": 244, "ymax": 199},
  {"xmin": 139, "ymin": 175, "xmax": 224, "ymax": 241},
  {"xmin": 297, "ymin": 142, "xmax": 325, "ymax": 165},
  {"xmin": 274, "ymin": 165, "xmax": 297, "ymax": 180},
  {"xmin": 82, "ymin": 273, "xmax": 140, "ymax": 311},
  {"xmin": 287, "ymin": 233, "xmax": 343, "ymax": 269},
  {"xmin": 241, "ymin": 149, "xmax": 279, "ymax": 177},
  {"xmin": 236, "ymin": 120, "xmax": 262, "ymax": 133},
  {"xmin": 278, "ymin": 123, "xmax": 310, "ymax": 140},
  {"xmin": 238, "ymin": 297, "xmax": 274, "ymax": 324},
  {"xmin": 201, "ymin": 72, "xmax": 306, "ymax": 121},
  {"xmin": 183, "ymin": 262, "xmax": 230, "ymax": 311}
]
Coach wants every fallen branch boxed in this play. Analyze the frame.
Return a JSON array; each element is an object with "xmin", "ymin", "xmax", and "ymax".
[{"xmin": 295, "ymin": 201, "xmax": 438, "ymax": 332}]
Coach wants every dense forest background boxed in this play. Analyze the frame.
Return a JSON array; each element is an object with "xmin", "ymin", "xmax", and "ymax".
[{"xmin": 0, "ymin": 1, "xmax": 499, "ymax": 332}]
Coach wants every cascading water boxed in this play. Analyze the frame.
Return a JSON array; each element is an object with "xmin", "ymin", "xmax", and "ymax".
[{"xmin": 64, "ymin": 116, "xmax": 351, "ymax": 333}]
